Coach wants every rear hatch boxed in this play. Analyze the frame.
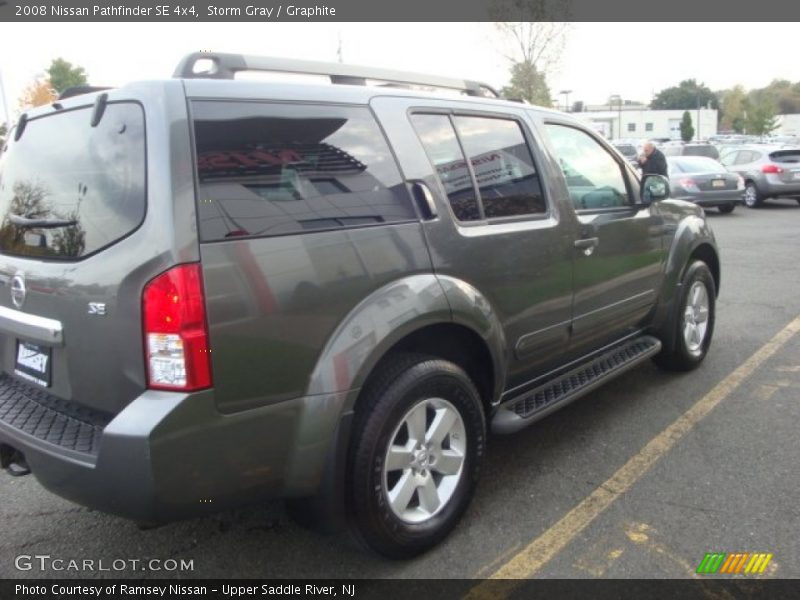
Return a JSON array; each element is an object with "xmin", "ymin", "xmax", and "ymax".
[
  {"xmin": 0, "ymin": 82, "xmax": 197, "ymax": 418},
  {"xmin": 769, "ymin": 149, "xmax": 800, "ymax": 183}
]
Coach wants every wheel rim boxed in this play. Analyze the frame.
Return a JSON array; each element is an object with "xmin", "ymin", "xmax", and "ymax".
[
  {"xmin": 382, "ymin": 397, "xmax": 466, "ymax": 524},
  {"xmin": 683, "ymin": 281, "xmax": 710, "ymax": 356},
  {"xmin": 744, "ymin": 185, "xmax": 757, "ymax": 207}
]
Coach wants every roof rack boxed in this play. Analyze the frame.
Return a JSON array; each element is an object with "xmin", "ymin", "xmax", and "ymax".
[
  {"xmin": 173, "ymin": 52, "xmax": 501, "ymax": 98},
  {"xmin": 59, "ymin": 86, "xmax": 113, "ymax": 100}
]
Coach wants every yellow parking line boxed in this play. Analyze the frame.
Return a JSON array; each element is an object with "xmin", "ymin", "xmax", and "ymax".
[{"xmin": 467, "ymin": 314, "xmax": 800, "ymax": 597}]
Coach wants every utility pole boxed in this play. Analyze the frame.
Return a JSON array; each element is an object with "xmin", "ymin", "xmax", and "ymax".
[
  {"xmin": 336, "ymin": 32, "xmax": 343, "ymax": 64},
  {"xmin": 0, "ymin": 70, "xmax": 11, "ymax": 130}
]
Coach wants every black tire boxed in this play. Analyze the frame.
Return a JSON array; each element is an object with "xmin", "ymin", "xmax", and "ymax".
[
  {"xmin": 744, "ymin": 182, "xmax": 762, "ymax": 208},
  {"xmin": 718, "ymin": 204, "xmax": 735, "ymax": 214},
  {"xmin": 654, "ymin": 261, "xmax": 716, "ymax": 371},
  {"xmin": 347, "ymin": 354, "xmax": 485, "ymax": 558}
]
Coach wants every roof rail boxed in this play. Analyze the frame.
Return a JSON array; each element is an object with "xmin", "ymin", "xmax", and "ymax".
[
  {"xmin": 59, "ymin": 86, "xmax": 113, "ymax": 100},
  {"xmin": 173, "ymin": 52, "xmax": 501, "ymax": 98}
]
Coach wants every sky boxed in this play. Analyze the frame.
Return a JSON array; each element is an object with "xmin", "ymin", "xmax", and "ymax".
[{"xmin": 1, "ymin": 22, "xmax": 798, "ymax": 122}]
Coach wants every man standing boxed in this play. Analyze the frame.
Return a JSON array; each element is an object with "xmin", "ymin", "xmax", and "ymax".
[{"xmin": 638, "ymin": 142, "xmax": 668, "ymax": 176}]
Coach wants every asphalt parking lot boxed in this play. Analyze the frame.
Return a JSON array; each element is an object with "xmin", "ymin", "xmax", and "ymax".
[{"xmin": 1, "ymin": 199, "xmax": 798, "ymax": 581}]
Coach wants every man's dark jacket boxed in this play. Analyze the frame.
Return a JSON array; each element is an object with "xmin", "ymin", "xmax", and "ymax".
[{"xmin": 641, "ymin": 148, "xmax": 668, "ymax": 176}]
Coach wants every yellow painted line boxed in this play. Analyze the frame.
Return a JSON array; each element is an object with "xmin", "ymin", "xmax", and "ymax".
[
  {"xmin": 759, "ymin": 553, "xmax": 774, "ymax": 574},
  {"xmin": 467, "ymin": 314, "xmax": 800, "ymax": 597}
]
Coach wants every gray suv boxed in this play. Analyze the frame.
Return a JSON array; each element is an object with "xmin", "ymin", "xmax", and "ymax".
[
  {"xmin": 719, "ymin": 145, "xmax": 800, "ymax": 207},
  {"xmin": 0, "ymin": 53, "xmax": 720, "ymax": 558}
]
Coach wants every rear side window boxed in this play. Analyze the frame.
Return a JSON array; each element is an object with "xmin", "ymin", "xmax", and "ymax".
[
  {"xmin": 0, "ymin": 103, "xmax": 146, "ymax": 260},
  {"xmin": 411, "ymin": 113, "xmax": 546, "ymax": 221},
  {"xmin": 192, "ymin": 102, "xmax": 415, "ymax": 241},
  {"xmin": 770, "ymin": 150, "xmax": 800, "ymax": 164}
]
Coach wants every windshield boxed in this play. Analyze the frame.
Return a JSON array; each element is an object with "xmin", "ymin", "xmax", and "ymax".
[{"xmin": 0, "ymin": 103, "xmax": 146, "ymax": 260}]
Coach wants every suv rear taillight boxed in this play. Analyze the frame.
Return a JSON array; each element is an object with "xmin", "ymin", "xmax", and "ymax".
[
  {"xmin": 143, "ymin": 264, "xmax": 212, "ymax": 391},
  {"xmin": 761, "ymin": 164, "xmax": 784, "ymax": 174}
]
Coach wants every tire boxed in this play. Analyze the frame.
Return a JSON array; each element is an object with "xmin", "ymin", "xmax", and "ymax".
[
  {"xmin": 743, "ymin": 182, "xmax": 762, "ymax": 208},
  {"xmin": 347, "ymin": 354, "xmax": 485, "ymax": 558},
  {"xmin": 654, "ymin": 260, "xmax": 716, "ymax": 372},
  {"xmin": 718, "ymin": 204, "xmax": 735, "ymax": 214}
]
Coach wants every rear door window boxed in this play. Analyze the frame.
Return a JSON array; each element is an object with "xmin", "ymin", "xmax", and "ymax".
[
  {"xmin": 192, "ymin": 102, "xmax": 415, "ymax": 241},
  {"xmin": 410, "ymin": 113, "xmax": 546, "ymax": 221},
  {"xmin": 0, "ymin": 103, "xmax": 146, "ymax": 260}
]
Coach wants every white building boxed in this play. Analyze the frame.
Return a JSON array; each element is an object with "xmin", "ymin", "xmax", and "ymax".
[
  {"xmin": 776, "ymin": 114, "xmax": 800, "ymax": 136},
  {"xmin": 573, "ymin": 108, "xmax": 718, "ymax": 141}
]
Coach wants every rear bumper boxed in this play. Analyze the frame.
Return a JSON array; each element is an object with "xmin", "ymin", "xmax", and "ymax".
[
  {"xmin": 0, "ymin": 375, "xmax": 347, "ymax": 523},
  {"xmin": 673, "ymin": 191, "xmax": 744, "ymax": 207},
  {"xmin": 759, "ymin": 177, "xmax": 800, "ymax": 198}
]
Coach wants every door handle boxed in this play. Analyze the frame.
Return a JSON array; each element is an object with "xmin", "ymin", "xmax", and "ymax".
[
  {"xmin": 574, "ymin": 237, "xmax": 599, "ymax": 256},
  {"xmin": 409, "ymin": 180, "xmax": 438, "ymax": 220}
]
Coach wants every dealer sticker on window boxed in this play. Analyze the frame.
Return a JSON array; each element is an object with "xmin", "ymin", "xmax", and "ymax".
[{"xmin": 15, "ymin": 341, "xmax": 52, "ymax": 387}]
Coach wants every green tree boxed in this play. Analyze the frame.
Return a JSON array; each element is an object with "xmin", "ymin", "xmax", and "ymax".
[
  {"xmin": 0, "ymin": 123, "xmax": 7, "ymax": 148},
  {"xmin": 652, "ymin": 79, "xmax": 718, "ymax": 110},
  {"xmin": 501, "ymin": 61, "xmax": 552, "ymax": 106},
  {"xmin": 46, "ymin": 58, "xmax": 88, "ymax": 94},
  {"xmin": 680, "ymin": 111, "xmax": 695, "ymax": 142},
  {"xmin": 718, "ymin": 85, "xmax": 748, "ymax": 133},
  {"xmin": 745, "ymin": 96, "xmax": 779, "ymax": 136}
]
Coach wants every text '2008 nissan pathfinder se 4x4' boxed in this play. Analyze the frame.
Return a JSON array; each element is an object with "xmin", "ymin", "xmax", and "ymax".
[{"xmin": 0, "ymin": 53, "xmax": 719, "ymax": 558}]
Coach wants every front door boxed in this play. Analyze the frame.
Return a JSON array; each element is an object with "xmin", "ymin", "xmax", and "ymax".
[{"xmin": 541, "ymin": 121, "xmax": 666, "ymax": 356}]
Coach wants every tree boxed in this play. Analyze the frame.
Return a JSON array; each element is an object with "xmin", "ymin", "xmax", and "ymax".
[
  {"xmin": 18, "ymin": 78, "xmax": 57, "ymax": 110},
  {"xmin": 0, "ymin": 123, "xmax": 7, "ymax": 148},
  {"xmin": 492, "ymin": 2, "xmax": 570, "ymax": 107},
  {"xmin": 46, "ymin": 58, "xmax": 88, "ymax": 94},
  {"xmin": 501, "ymin": 61, "xmax": 552, "ymax": 106},
  {"xmin": 680, "ymin": 111, "xmax": 695, "ymax": 142},
  {"xmin": 652, "ymin": 79, "xmax": 718, "ymax": 111},
  {"xmin": 718, "ymin": 85, "xmax": 748, "ymax": 133},
  {"xmin": 745, "ymin": 96, "xmax": 779, "ymax": 136}
]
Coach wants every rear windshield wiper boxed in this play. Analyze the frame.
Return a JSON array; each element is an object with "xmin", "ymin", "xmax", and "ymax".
[{"xmin": 9, "ymin": 214, "xmax": 77, "ymax": 228}]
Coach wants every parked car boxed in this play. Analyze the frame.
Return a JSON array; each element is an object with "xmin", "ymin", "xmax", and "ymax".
[
  {"xmin": 719, "ymin": 145, "xmax": 800, "ymax": 207},
  {"xmin": 611, "ymin": 141, "xmax": 641, "ymax": 168},
  {"xmin": 0, "ymin": 52, "xmax": 720, "ymax": 558},
  {"xmin": 662, "ymin": 142, "xmax": 720, "ymax": 160},
  {"xmin": 667, "ymin": 156, "xmax": 744, "ymax": 213}
]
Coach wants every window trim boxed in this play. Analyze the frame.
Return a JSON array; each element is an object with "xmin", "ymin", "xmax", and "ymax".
[
  {"xmin": 408, "ymin": 107, "xmax": 551, "ymax": 227},
  {"xmin": 541, "ymin": 119, "xmax": 639, "ymax": 215}
]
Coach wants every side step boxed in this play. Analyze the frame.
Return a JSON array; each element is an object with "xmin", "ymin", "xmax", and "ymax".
[{"xmin": 492, "ymin": 335, "xmax": 662, "ymax": 435}]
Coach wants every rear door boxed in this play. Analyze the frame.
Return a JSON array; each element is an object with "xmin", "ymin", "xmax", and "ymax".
[
  {"xmin": 0, "ymin": 82, "xmax": 196, "ymax": 417},
  {"xmin": 371, "ymin": 97, "xmax": 575, "ymax": 389}
]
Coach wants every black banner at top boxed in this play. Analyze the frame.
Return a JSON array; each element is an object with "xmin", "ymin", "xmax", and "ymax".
[{"xmin": 2, "ymin": 0, "xmax": 800, "ymax": 22}]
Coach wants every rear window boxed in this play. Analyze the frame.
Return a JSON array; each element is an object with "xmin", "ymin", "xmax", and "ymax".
[
  {"xmin": 683, "ymin": 145, "xmax": 719, "ymax": 159},
  {"xmin": 0, "ymin": 103, "xmax": 146, "ymax": 260},
  {"xmin": 614, "ymin": 144, "xmax": 637, "ymax": 157},
  {"xmin": 192, "ymin": 101, "xmax": 415, "ymax": 241},
  {"xmin": 769, "ymin": 150, "xmax": 800, "ymax": 163},
  {"xmin": 671, "ymin": 157, "xmax": 725, "ymax": 173}
]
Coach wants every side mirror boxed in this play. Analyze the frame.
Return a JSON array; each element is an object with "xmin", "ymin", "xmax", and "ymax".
[{"xmin": 641, "ymin": 174, "xmax": 670, "ymax": 204}]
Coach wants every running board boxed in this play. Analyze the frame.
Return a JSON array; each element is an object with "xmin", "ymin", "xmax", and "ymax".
[{"xmin": 492, "ymin": 335, "xmax": 662, "ymax": 435}]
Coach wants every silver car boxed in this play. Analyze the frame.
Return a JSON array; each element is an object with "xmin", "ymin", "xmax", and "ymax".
[{"xmin": 719, "ymin": 145, "xmax": 800, "ymax": 207}]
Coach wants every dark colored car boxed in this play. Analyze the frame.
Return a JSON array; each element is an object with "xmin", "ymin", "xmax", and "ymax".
[
  {"xmin": 612, "ymin": 142, "xmax": 640, "ymax": 167},
  {"xmin": 662, "ymin": 142, "xmax": 720, "ymax": 160},
  {"xmin": 667, "ymin": 156, "xmax": 744, "ymax": 213},
  {"xmin": 719, "ymin": 145, "xmax": 800, "ymax": 207},
  {"xmin": 0, "ymin": 52, "xmax": 720, "ymax": 558}
]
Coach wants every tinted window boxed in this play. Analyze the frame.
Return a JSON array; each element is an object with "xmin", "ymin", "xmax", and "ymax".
[
  {"xmin": 614, "ymin": 144, "xmax": 637, "ymax": 158},
  {"xmin": 192, "ymin": 102, "xmax": 415, "ymax": 241},
  {"xmin": 645, "ymin": 123, "xmax": 653, "ymax": 132},
  {"xmin": 627, "ymin": 123, "xmax": 636, "ymax": 132},
  {"xmin": 453, "ymin": 116, "xmax": 545, "ymax": 218},
  {"xmin": 410, "ymin": 114, "xmax": 480, "ymax": 221},
  {"xmin": 412, "ymin": 114, "xmax": 545, "ymax": 221},
  {"xmin": 0, "ymin": 103, "xmax": 146, "ymax": 259},
  {"xmin": 545, "ymin": 124, "xmax": 630, "ymax": 210}
]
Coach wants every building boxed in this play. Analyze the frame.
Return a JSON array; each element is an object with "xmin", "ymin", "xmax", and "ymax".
[{"xmin": 573, "ymin": 108, "xmax": 718, "ymax": 141}]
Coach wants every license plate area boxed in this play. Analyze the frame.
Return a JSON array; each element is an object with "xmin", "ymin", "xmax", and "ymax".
[
  {"xmin": 711, "ymin": 179, "xmax": 725, "ymax": 188},
  {"xmin": 15, "ymin": 341, "xmax": 52, "ymax": 387}
]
